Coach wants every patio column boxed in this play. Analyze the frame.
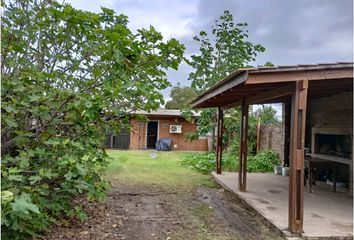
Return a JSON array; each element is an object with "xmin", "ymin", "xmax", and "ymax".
[
  {"xmin": 216, "ymin": 107, "xmax": 224, "ymax": 174},
  {"xmin": 283, "ymin": 102, "xmax": 291, "ymax": 167},
  {"xmin": 238, "ymin": 98, "xmax": 248, "ymax": 192},
  {"xmin": 288, "ymin": 80, "xmax": 308, "ymax": 234}
]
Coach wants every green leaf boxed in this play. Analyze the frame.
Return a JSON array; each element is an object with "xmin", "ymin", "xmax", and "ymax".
[
  {"xmin": 4, "ymin": 117, "xmax": 19, "ymax": 128},
  {"xmin": 11, "ymin": 194, "xmax": 40, "ymax": 215},
  {"xmin": 8, "ymin": 174, "xmax": 24, "ymax": 182},
  {"xmin": 4, "ymin": 105, "xmax": 19, "ymax": 114},
  {"xmin": 1, "ymin": 191, "xmax": 14, "ymax": 205},
  {"xmin": 29, "ymin": 175, "xmax": 41, "ymax": 185}
]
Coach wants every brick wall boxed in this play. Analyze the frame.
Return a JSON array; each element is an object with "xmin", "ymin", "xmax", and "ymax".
[
  {"xmin": 130, "ymin": 116, "xmax": 208, "ymax": 151},
  {"xmin": 256, "ymin": 92, "xmax": 353, "ymax": 181},
  {"xmin": 306, "ymin": 92, "xmax": 353, "ymax": 152},
  {"xmin": 259, "ymin": 124, "xmax": 285, "ymax": 164},
  {"xmin": 308, "ymin": 92, "xmax": 353, "ymax": 131},
  {"xmin": 130, "ymin": 118, "xmax": 147, "ymax": 149},
  {"xmin": 307, "ymin": 92, "xmax": 353, "ymax": 191}
]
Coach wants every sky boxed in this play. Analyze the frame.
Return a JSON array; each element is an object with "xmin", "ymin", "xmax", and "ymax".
[{"xmin": 67, "ymin": 0, "xmax": 353, "ymax": 116}]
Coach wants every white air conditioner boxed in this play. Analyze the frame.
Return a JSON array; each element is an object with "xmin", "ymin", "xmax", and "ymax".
[{"xmin": 170, "ymin": 125, "xmax": 182, "ymax": 133}]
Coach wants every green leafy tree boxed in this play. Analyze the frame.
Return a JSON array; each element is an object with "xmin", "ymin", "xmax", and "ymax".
[
  {"xmin": 255, "ymin": 105, "xmax": 279, "ymax": 125},
  {"xmin": 1, "ymin": 0, "xmax": 184, "ymax": 238},
  {"xmin": 186, "ymin": 10, "xmax": 265, "ymax": 148},
  {"xmin": 223, "ymin": 105, "xmax": 278, "ymax": 156},
  {"xmin": 263, "ymin": 61, "xmax": 275, "ymax": 67},
  {"xmin": 165, "ymin": 84, "xmax": 197, "ymax": 110}
]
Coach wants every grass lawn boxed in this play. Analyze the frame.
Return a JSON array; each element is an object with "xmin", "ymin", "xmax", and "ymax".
[{"xmin": 105, "ymin": 150, "xmax": 215, "ymax": 189}]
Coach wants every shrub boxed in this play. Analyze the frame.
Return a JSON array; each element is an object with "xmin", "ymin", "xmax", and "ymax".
[
  {"xmin": 180, "ymin": 153, "xmax": 216, "ymax": 174},
  {"xmin": 180, "ymin": 152, "xmax": 237, "ymax": 174},
  {"xmin": 180, "ymin": 150, "xmax": 279, "ymax": 174},
  {"xmin": 247, "ymin": 150, "xmax": 280, "ymax": 172}
]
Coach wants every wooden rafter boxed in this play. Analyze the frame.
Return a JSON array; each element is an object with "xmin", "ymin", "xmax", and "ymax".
[{"xmin": 246, "ymin": 84, "xmax": 294, "ymax": 105}]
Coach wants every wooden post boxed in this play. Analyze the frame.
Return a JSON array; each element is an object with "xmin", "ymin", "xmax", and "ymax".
[
  {"xmin": 288, "ymin": 80, "xmax": 308, "ymax": 234},
  {"xmin": 238, "ymin": 98, "xmax": 248, "ymax": 192},
  {"xmin": 216, "ymin": 107, "xmax": 223, "ymax": 174},
  {"xmin": 284, "ymin": 102, "xmax": 291, "ymax": 167},
  {"xmin": 256, "ymin": 121, "xmax": 261, "ymax": 153}
]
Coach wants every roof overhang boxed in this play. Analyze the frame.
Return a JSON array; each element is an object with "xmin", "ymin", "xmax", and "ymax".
[
  {"xmin": 191, "ymin": 62, "xmax": 353, "ymax": 109},
  {"xmin": 131, "ymin": 109, "xmax": 200, "ymax": 118}
]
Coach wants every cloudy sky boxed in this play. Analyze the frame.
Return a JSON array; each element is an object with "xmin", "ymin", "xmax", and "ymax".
[{"xmin": 67, "ymin": 0, "xmax": 353, "ymax": 105}]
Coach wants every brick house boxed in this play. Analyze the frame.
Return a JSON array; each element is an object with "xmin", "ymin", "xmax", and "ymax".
[{"xmin": 104, "ymin": 109, "xmax": 209, "ymax": 151}]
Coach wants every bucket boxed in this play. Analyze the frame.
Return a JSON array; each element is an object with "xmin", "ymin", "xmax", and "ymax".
[
  {"xmin": 282, "ymin": 167, "xmax": 289, "ymax": 176},
  {"xmin": 274, "ymin": 166, "xmax": 282, "ymax": 175}
]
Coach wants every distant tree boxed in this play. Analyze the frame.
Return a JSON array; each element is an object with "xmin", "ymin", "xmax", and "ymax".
[
  {"xmin": 185, "ymin": 10, "xmax": 265, "ymax": 150},
  {"xmin": 165, "ymin": 85, "xmax": 197, "ymax": 110},
  {"xmin": 263, "ymin": 61, "xmax": 275, "ymax": 67},
  {"xmin": 187, "ymin": 11, "xmax": 265, "ymax": 93},
  {"xmin": 255, "ymin": 105, "xmax": 279, "ymax": 125}
]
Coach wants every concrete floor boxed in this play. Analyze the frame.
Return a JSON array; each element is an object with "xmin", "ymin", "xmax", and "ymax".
[{"xmin": 213, "ymin": 172, "xmax": 353, "ymax": 239}]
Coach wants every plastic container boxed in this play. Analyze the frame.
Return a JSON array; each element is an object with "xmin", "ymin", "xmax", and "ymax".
[
  {"xmin": 274, "ymin": 166, "xmax": 282, "ymax": 175},
  {"xmin": 282, "ymin": 167, "xmax": 289, "ymax": 176}
]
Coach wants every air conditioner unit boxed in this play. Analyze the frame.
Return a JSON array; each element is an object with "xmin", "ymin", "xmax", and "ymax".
[{"xmin": 170, "ymin": 125, "xmax": 182, "ymax": 133}]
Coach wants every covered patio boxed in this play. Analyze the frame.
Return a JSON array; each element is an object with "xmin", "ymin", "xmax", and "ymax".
[
  {"xmin": 213, "ymin": 172, "xmax": 353, "ymax": 238},
  {"xmin": 191, "ymin": 62, "xmax": 353, "ymax": 238}
]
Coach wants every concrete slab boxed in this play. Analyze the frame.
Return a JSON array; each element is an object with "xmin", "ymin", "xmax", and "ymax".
[{"xmin": 213, "ymin": 172, "xmax": 353, "ymax": 239}]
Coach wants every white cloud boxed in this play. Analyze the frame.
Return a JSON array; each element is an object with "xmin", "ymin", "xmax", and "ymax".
[
  {"xmin": 66, "ymin": 0, "xmax": 198, "ymax": 39},
  {"xmin": 64, "ymin": 0, "xmax": 353, "ymax": 99}
]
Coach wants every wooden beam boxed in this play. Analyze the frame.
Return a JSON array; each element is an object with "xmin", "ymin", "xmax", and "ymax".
[
  {"xmin": 247, "ymin": 68, "xmax": 352, "ymax": 85},
  {"xmin": 246, "ymin": 84, "xmax": 294, "ymax": 105},
  {"xmin": 238, "ymin": 98, "xmax": 248, "ymax": 192},
  {"xmin": 221, "ymin": 100, "xmax": 242, "ymax": 110},
  {"xmin": 220, "ymin": 83, "xmax": 294, "ymax": 110},
  {"xmin": 191, "ymin": 72, "xmax": 248, "ymax": 108},
  {"xmin": 216, "ymin": 107, "xmax": 223, "ymax": 174},
  {"xmin": 288, "ymin": 80, "xmax": 308, "ymax": 234},
  {"xmin": 284, "ymin": 102, "xmax": 291, "ymax": 167},
  {"xmin": 256, "ymin": 121, "xmax": 261, "ymax": 153}
]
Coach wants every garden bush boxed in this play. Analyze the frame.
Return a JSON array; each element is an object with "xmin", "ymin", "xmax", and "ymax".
[
  {"xmin": 180, "ymin": 150, "xmax": 279, "ymax": 174},
  {"xmin": 1, "ymin": 1, "xmax": 184, "ymax": 239},
  {"xmin": 247, "ymin": 150, "xmax": 280, "ymax": 172},
  {"xmin": 180, "ymin": 152, "xmax": 237, "ymax": 174},
  {"xmin": 180, "ymin": 153, "xmax": 216, "ymax": 174}
]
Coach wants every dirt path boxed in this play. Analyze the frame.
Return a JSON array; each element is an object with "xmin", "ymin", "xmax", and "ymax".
[{"xmin": 45, "ymin": 180, "xmax": 284, "ymax": 240}]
